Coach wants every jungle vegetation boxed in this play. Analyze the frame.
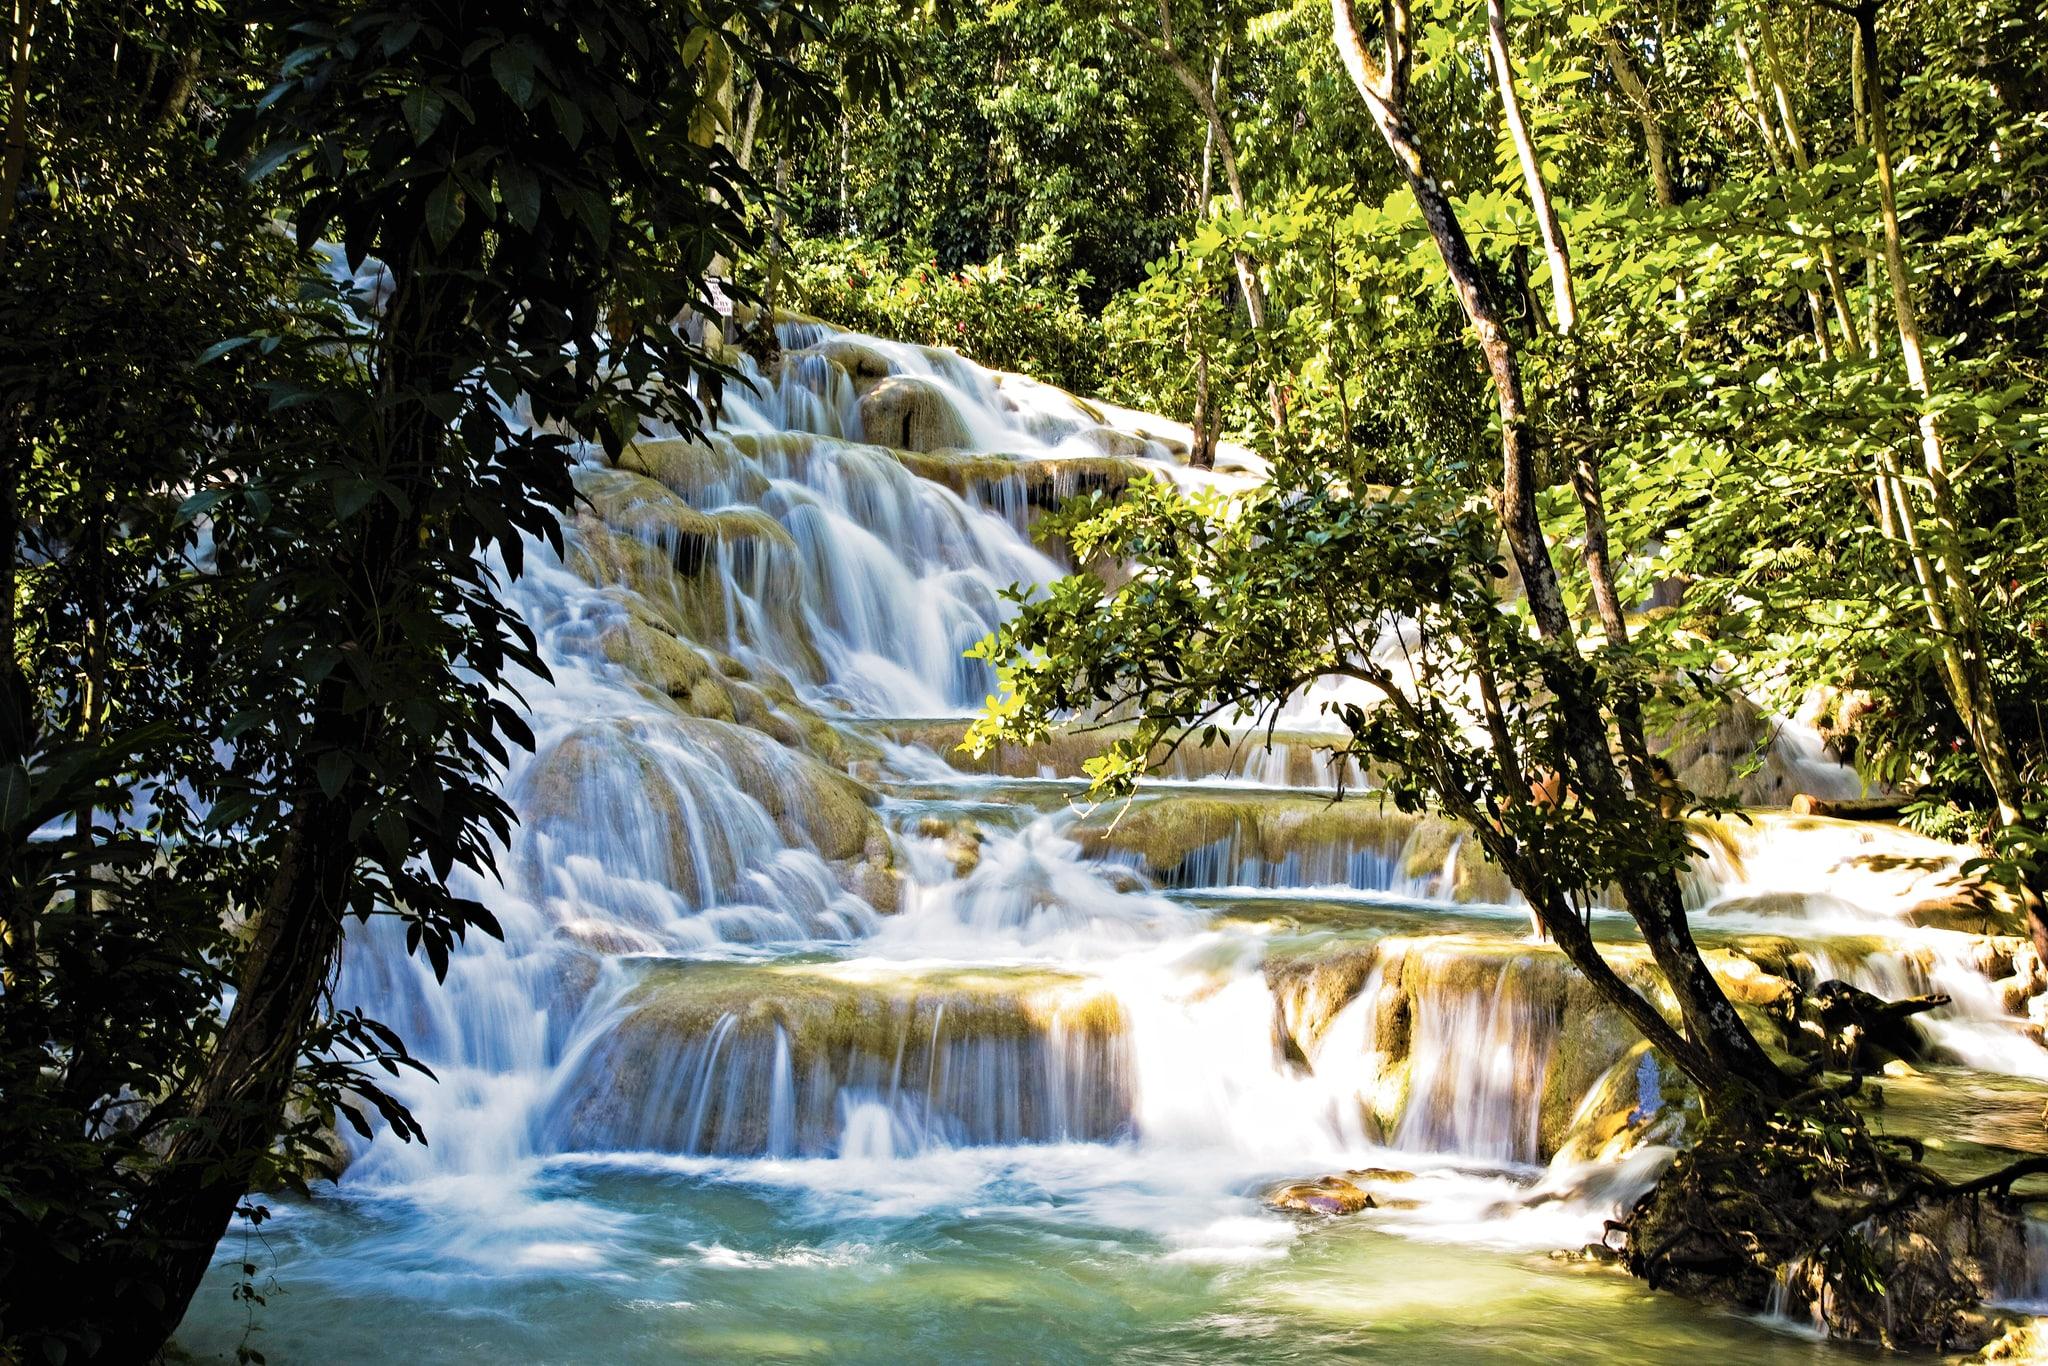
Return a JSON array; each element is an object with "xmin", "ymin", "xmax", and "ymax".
[{"xmin": 3, "ymin": 0, "xmax": 2047, "ymax": 1357}]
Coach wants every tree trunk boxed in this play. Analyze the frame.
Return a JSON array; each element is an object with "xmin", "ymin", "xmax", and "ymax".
[
  {"xmin": 1487, "ymin": 0, "xmax": 1649, "ymax": 790},
  {"xmin": 837, "ymin": 106, "xmax": 849, "ymax": 231},
  {"xmin": 1757, "ymin": 8, "xmax": 1863, "ymax": 356},
  {"xmin": 153, "ymin": 44, "xmax": 202, "ymax": 130},
  {"xmin": 737, "ymin": 78, "xmax": 763, "ymax": 173},
  {"xmin": 1486, "ymin": 0, "xmax": 1575, "ymax": 334},
  {"xmin": 1857, "ymin": 1, "xmax": 2024, "ymax": 828},
  {"xmin": 1330, "ymin": 0, "xmax": 1784, "ymax": 1095},
  {"xmin": 102, "ymin": 800, "xmax": 355, "ymax": 1358},
  {"xmin": 1736, "ymin": 31, "xmax": 1836, "ymax": 360},
  {"xmin": 0, "ymin": 435, "xmax": 28, "ymax": 994},
  {"xmin": 1602, "ymin": 34, "xmax": 1674, "ymax": 209},
  {"xmin": 1187, "ymin": 50, "xmax": 1220, "ymax": 470},
  {"xmin": 1197, "ymin": 50, "xmax": 1219, "ymax": 215},
  {"xmin": 1116, "ymin": 6, "xmax": 1288, "ymax": 436},
  {"xmin": 99, "ymin": 235, "xmax": 471, "ymax": 1361},
  {"xmin": 1375, "ymin": 663, "xmax": 1721, "ymax": 1082},
  {"xmin": 1, "ymin": 0, "xmax": 45, "ymax": 242}
]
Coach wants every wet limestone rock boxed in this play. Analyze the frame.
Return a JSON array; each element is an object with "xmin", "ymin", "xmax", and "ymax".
[
  {"xmin": 858, "ymin": 375, "xmax": 971, "ymax": 452},
  {"xmin": 873, "ymin": 718, "xmax": 1350, "ymax": 787},
  {"xmin": 1904, "ymin": 884, "xmax": 2024, "ymax": 936},
  {"xmin": 1397, "ymin": 814, "xmax": 1514, "ymax": 903},
  {"xmin": 619, "ymin": 436, "xmax": 770, "ymax": 504},
  {"xmin": 670, "ymin": 716, "xmax": 883, "ymax": 863},
  {"xmin": 1071, "ymin": 794, "xmax": 1419, "ymax": 884},
  {"xmin": 890, "ymin": 450, "xmax": 1149, "ymax": 518},
  {"xmin": 809, "ymin": 336, "xmax": 895, "ymax": 393},
  {"xmin": 1266, "ymin": 1175, "xmax": 1375, "ymax": 1215},
  {"xmin": 1268, "ymin": 934, "xmax": 1807, "ymax": 1163},
  {"xmin": 590, "ymin": 618, "xmax": 879, "ymax": 774},
  {"xmin": 915, "ymin": 815, "xmax": 986, "ymax": 877},
  {"xmin": 514, "ymin": 717, "xmax": 890, "ymax": 910},
  {"xmin": 843, "ymin": 847, "xmax": 904, "ymax": 916},
  {"xmin": 1553, "ymin": 1042, "xmax": 1698, "ymax": 1165},
  {"xmin": 1070, "ymin": 425, "xmax": 1156, "ymax": 460},
  {"xmin": 552, "ymin": 960, "xmax": 1131, "ymax": 1155},
  {"xmin": 572, "ymin": 463, "xmax": 720, "ymax": 547},
  {"xmin": 566, "ymin": 466, "xmax": 811, "ymax": 654},
  {"xmin": 1976, "ymin": 1320, "xmax": 2048, "ymax": 1363}
]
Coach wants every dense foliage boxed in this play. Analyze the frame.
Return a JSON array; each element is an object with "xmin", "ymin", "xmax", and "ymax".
[
  {"xmin": 778, "ymin": 236, "xmax": 1106, "ymax": 394},
  {"xmin": 1, "ymin": 0, "xmax": 820, "ymax": 1358},
  {"xmin": 778, "ymin": 0, "xmax": 2048, "ymax": 854}
]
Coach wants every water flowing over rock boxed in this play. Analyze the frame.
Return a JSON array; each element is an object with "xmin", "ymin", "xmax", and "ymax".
[
  {"xmin": 177, "ymin": 318, "xmax": 2048, "ymax": 1361},
  {"xmin": 549, "ymin": 961, "xmax": 1131, "ymax": 1156}
]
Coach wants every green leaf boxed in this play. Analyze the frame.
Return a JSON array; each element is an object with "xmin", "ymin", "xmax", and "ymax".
[
  {"xmin": 425, "ymin": 175, "xmax": 465, "ymax": 252},
  {"xmin": 176, "ymin": 490, "xmax": 224, "ymax": 524},
  {"xmin": 496, "ymin": 161, "xmax": 540, "ymax": 231},
  {"xmin": 490, "ymin": 42, "xmax": 537, "ymax": 108},
  {"xmin": 0, "ymin": 763, "xmax": 28, "ymax": 830},
  {"xmin": 197, "ymin": 336, "xmax": 252, "ymax": 365},
  {"xmin": 315, "ymin": 750, "xmax": 352, "ymax": 800},
  {"xmin": 334, "ymin": 479, "xmax": 377, "ymax": 521},
  {"xmin": 402, "ymin": 87, "xmax": 447, "ymax": 144},
  {"xmin": 245, "ymin": 141, "xmax": 304, "ymax": 183}
]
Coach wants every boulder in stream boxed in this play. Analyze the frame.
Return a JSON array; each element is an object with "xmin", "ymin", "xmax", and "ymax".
[{"xmin": 1265, "ymin": 1175, "xmax": 1375, "ymax": 1216}]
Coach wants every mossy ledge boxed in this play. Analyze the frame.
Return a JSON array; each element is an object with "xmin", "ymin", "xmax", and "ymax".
[{"xmin": 548, "ymin": 960, "xmax": 1131, "ymax": 1155}]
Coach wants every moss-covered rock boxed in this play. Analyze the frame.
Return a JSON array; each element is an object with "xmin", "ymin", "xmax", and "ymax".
[
  {"xmin": 1069, "ymin": 426, "xmax": 1156, "ymax": 460},
  {"xmin": 889, "ymin": 450, "xmax": 1151, "ymax": 513},
  {"xmin": 1552, "ymin": 1042, "xmax": 1699, "ymax": 1165},
  {"xmin": 1904, "ymin": 886, "xmax": 2025, "ymax": 936},
  {"xmin": 668, "ymin": 716, "xmax": 883, "ymax": 862},
  {"xmin": 1069, "ymin": 793, "xmax": 1506, "ymax": 902},
  {"xmin": 513, "ymin": 717, "xmax": 887, "ymax": 904},
  {"xmin": 807, "ymin": 336, "xmax": 895, "ymax": 393},
  {"xmin": 868, "ymin": 718, "xmax": 1357, "ymax": 788},
  {"xmin": 619, "ymin": 436, "xmax": 770, "ymax": 504},
  {"xmin": 1396, "ymin": 814, "xmax": 1514, "ymax": 903},
  {"xmin": 565, "ymin": 465, "xmax": 810, "ymax": 652},
  {"xmin": 586, "ymin": 616, "xmax": 880, "ymax": 774}
]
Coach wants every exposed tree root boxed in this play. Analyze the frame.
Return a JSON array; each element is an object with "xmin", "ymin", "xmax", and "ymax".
[{"xmin": 1613, "ymin": 1083, "xmax": 2039, "ymax": 1351}]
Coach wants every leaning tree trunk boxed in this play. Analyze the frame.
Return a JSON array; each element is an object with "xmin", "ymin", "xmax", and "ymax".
[
  {"xmin": 1855, "ymin": 0, "xmax": 2024, "ymax": 830},
  {"xmin": 1330, "ymin": 0, "xmax": 1784, "ymax": 1096},
  {"xmin": 1758, "ymin": 8, "xmax": 1863, "ymax": 355},
  {"xmin": 101, "ymin": 797, "xmax": 357, "ymax": 1358},
  {"xmin": 1486, "ymin": 0, "xmax": 1652, "ymax": 792},
  {"xmin": 1602, "ymin": 32, "xmax": 1674, "ymax": 210},
  {"xmin": 97, "ymin": 242, "xmax": 466, "ymax": 1361},
  {"xmin": 1734, "ymin": 30, "xmax": 1837, "ymax": 360}
]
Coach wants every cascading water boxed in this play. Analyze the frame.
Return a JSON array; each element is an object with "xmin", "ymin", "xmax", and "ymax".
[{"xmin": 175, "ymin": 322, "xmax": 2048, "ymax": 1362}]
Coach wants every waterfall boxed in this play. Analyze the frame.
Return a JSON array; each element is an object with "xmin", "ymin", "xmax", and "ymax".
[{"xmin": 178, "ymin": 317, "xmax": 2048, "ymax": 1360}]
